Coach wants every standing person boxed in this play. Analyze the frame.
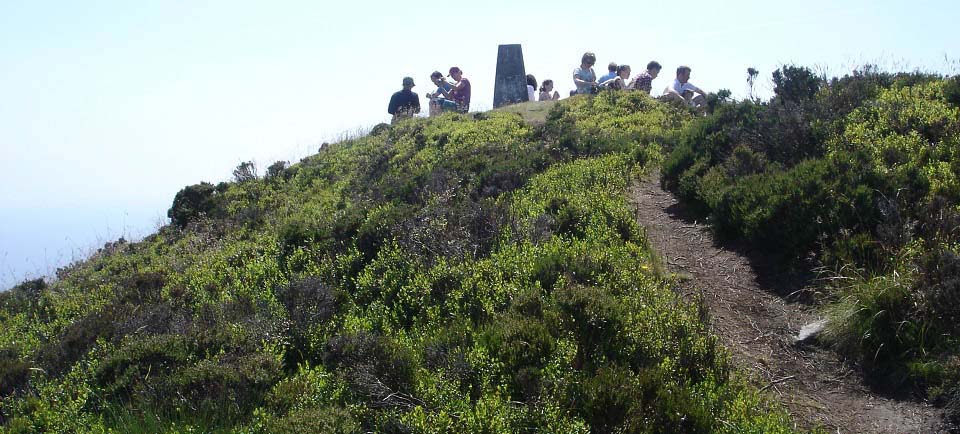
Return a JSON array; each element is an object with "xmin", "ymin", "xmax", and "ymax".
[
  {"xmin": 526, "ymin": 74, "xmax": 537, "ymax": 102},
  {"xmin": 628, "ymin": 61, "xmax": 662, "ymax": 94},
  {"xmin": 426, "ymin": 71, "xmax": 457, "ymax": 116},
  {"xmin": 387, "ymin": 77, "xmax": 420, "ymax": 123},
  {"xmin": 597, "ymin": 62, "xmax": 618, "ymax": 85},
  {"xmin": 573, "ymin": 52, "xmax": 598, "ymax": 95},
  {"xmin": 600, "ymin": 64, "xmax": 631, "ymax": 90},
  {"xmin": 663, "ymin": 65, "xmax": 706, "ymax": 111},
  {"xmin": 539, "ymin": 79, "xmax": 560, "ymax": 101},
  {"xmin": 439, "ymin": 66, "xmax": 471, "ymax": 113}
]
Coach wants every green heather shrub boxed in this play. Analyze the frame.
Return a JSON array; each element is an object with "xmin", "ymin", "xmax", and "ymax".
[
  {"xmin": 0, "ymin": 279, "xmax": 45, "ymax": 320},
  {"xmin": 545, "ymin": 91, "xmax": 688, "ymax": 161},
  {"xmin": 322, "ymin": 332, "xmax": 418, "ymax": 406},
  {"xmin": 772, "ymin": 65, "xmax": 822, "ymax": 104},
  {"xmin": 36, "ymin": 304, "xmax": 122, "ymax": 376},
  {"xmin": 479, "ymin": 313, "xmax": 556, "ymax": 400},
  {"xmin": 0, "ymin": 347, "xmax": 31, "ymax": 398},
  {"xmin": 661, "ymin": 66, "xmax": 960, "ymax": 412},
  {"xmin": 0, "ymin": 94, "xmax": 808, "ymax": 433},
  {"xmin": 167, "ymin": 181, "xmax": 228, "ymax": 228},
  {"xmin": 265, "ymin": 160, "xmax": 290, "ymax": 181},
  {"xmin": 945, "ymin": 75, "xmax": 960, "ymax": 108},
  {"xmin": 255, "ymin": 405, "xmax": 360, "ymax": 434}
]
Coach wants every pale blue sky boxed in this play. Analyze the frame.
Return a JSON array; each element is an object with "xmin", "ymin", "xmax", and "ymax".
[{"xmin": 1, "ymin": 0, "xmax": 957, "ymax": 288}]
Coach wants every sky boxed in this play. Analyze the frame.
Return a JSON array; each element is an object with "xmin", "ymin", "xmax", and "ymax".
[{"xmin": 1, "ymin": 0, "xmax": 958, "ymax": 289}]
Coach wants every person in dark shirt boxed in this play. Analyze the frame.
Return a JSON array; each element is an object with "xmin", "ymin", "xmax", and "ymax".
[
  {"xmin": 388, "ymin": 77, "xmax": 421, "ymax": 123},
  {"xmin": 628, "ymin": 61, "xmax": 662, "ymax": 94}
]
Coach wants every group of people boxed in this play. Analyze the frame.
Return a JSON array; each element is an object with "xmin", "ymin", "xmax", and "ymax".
[
  {"xmin": 387, "ymin": 52, "xmax": 709, "ymax": 123},
  {"xmin": 387, "ymin": 66, "xmax": 472, "ymax": 123},
  {"xmin": 573, "ymin": 52, "xmax": 707, "ymax": 110}
]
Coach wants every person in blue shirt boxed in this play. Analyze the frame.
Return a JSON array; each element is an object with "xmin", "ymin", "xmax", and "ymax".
[
  {"xmin": 426, "ymin": 71, "xmax": 458, "ymax": 116},
  {"xmin": 573, "ymin": 52, "xmax": 598, "ymax": 95},
  {"xmin": 597, "ymin": 62, "xmax": 619, "ymax": 86},
  {"xmin": 387, "ymin": 77, "xmax": 420, "ymax": 123}
]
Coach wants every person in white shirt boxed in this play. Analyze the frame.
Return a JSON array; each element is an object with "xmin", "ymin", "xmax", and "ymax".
[
  {"xmin": 526, "ymin": 74, "xmax": 538, "ymax": 102},
  {"xmin": 663, "ymin": 65, "xmax": 706, "ymax": 111}
]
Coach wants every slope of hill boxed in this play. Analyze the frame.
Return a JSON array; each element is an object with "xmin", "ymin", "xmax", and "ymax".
[{"xmin": 1, "ymin": 69, "xmax": 957, "ymax": 433}]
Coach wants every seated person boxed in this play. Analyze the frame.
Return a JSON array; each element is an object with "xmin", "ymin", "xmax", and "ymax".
[
  {"xmin": 526, "ymin": 74, "xmax": 538, "ymax": 102},
  {"xmin": 539, "ymin": 79, "xmax": 560, "ymax": 101},
  {"xmin": 662, "ymin": 65, "xmax": 706, "ymax": 111},
  {"xmin": 597, "ymin": 62, "xmax": 618, "ymax": 85},
  {"xmin": 599, "ymin": 64, "xmax": 631, "ymax": 90},
  {"xmin": 628, "ymin": 61, "xmax": 661, "ymax": 94},
  {"xmin": 439, "ymin": 66, "xmax": 471, "ymax": 113},
  {"xmin": 426, "ymin": 71, "xmax": 458, "ymax": 116}
]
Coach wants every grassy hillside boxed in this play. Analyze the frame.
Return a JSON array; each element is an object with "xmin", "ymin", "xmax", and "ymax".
[
  {"xmin": 663, "ymin": 68, "xmax": 960, "ymax": 424},
  {"xmin": 0, "ymin": 92, "xmax": 809, "ymax": 433}
]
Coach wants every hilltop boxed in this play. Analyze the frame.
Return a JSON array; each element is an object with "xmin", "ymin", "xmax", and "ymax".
[{"xmin": 1, "ymin": 68, "xmax": 959, "ymax": 433}]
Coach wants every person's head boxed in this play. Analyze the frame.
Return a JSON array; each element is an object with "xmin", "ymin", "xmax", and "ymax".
[
  {"xmin": 540, "ymin": 79, "xmax": 554, "ymax": 92},
  {"xmin": 430, "ymin": 71, "xmax": 444, "ymax": 85},
  {"xmin": 607, "ymin": 62, "xmax": 618, "ymax": 73},
  {"xmin": 676, "ymin": 66, "xmax": 692, "ymax": 83},
  {"xmin": 402, "ymin": 77, "xmax": 415, "ymax": 90},
  {"xmin": 581, "ymin": 52, "xmax": 596, "ymax": 68},
  {"xmin": 448, "ymin": 66, "xmax": 463, "ymax": 81},
  {"xmin": 526, "ymin": 74, "xmax": 537, "ymax": 88},
  {"xmin": 617, "ymin": 64, "xmax": 631, "ymax": 79},
  {"xmin": 647, "ymin": 61, "xmax": 662, "ymax": 78}
]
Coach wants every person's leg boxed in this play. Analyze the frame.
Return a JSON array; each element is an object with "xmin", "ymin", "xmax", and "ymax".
[
  {"xmin": 691, "ymin": 94, "xmax": 707, "ymax": 115},
  {"xmin": 662, "ymin": 91, "xmax": 685, "ymax": 103}
]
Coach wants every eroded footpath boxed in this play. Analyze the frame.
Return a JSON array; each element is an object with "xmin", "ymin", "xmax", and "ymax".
[{"xmin": 630, "ymin": 174, "xmax": 949, "ymax": 434}]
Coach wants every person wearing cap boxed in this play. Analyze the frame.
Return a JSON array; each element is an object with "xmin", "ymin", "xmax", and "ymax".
[
  {"xmin": 388, "ymin": 77, "xmax": 421, "ymax": 123},
  {"xmin": 426, "ymin": 71, "xmax": 458, "ymax": 116},
  {"xmin": 437, "ymin": 66, "xmax": 471, "ymax": 113}
]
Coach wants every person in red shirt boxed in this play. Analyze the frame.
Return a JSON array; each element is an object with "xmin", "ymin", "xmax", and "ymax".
[{"xmin": 439, "ymin": 66, "xmax": 471, "ymax": 113}]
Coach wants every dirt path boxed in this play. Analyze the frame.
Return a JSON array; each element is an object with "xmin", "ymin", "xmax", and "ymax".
[{"xmin": 629, "ymin": 175, "xmax": 949, "ymax": 434}]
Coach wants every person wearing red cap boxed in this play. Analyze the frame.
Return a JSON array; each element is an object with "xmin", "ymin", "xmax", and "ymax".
[
  {"xmin": 438, "ymin": 66, "xmax": 471, "ymax": 113},
  {"xmin": 388, "ymin": 76, "xmax": 421, "ymax": 123}
]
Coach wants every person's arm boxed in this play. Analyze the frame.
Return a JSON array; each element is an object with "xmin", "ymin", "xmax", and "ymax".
[
  {"xmin": 552, "ymin": 91, "xmax": 560, "ymax": 100},
  {"xmin": 599, "ymin": 76, "xmax": 623, "ymax": 88},
  {"xmin": 387, "ymin": 93, "xmax": 398, "ymax": 115},
  {"xmin": 573, "ymin": 71, "xmax": 593, "ymax": 87},
  {"xmin": 413, "ymin": 94, "xmax": 421, "ymax": 114},
  {"xmin": 437, "ymin": 81, "xmax": 453, "ymax": 98}
]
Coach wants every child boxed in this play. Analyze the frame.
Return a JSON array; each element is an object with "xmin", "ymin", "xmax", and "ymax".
[{"xmin": 539, "ymin": 79, "xmax": 560, "ymax": 101}]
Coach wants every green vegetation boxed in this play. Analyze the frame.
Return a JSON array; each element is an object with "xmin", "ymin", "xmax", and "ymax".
[
  {"xmin": 663, "ymin": 66, "xmax": 960, "ymax": 422},
  {"xmin": 0, "ymin": 94, "xmax": 808, "ymax": 433}
]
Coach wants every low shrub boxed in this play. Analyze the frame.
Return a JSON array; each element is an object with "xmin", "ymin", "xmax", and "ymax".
[
  {"xmin": 257, "ymin": 405, "xmax": 360, "ymax": 434},
  {"xmin": 322, "ymin": 332, "xmax": 418, "ymax": 407},
  {"xmin": 167, "ymin": 182, "xmax": 228, "ymax": 228},
  {"xmin": 0, "ymin": 347, "xmax": 31, "ymax": 397}
]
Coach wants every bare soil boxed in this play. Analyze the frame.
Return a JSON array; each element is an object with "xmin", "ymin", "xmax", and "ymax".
[{"xmin": 629, "ymin": 174, "xmax": 951, "ymax": 434}]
